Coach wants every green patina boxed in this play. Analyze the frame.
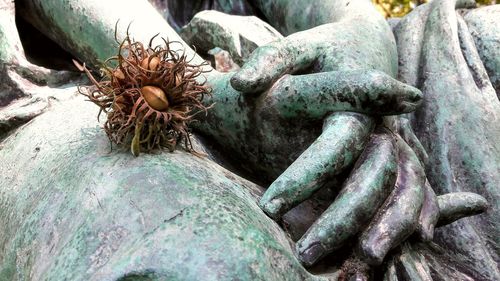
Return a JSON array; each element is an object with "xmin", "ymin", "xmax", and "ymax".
[
  {"xmin": 0, "ymin": 96, "xmax": 320, "ymax": 281},
  {"xmin": 0, "ymin": 0, "xmax": 498, "ymax": 279}
]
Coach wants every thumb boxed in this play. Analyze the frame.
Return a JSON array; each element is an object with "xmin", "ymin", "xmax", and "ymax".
[{"xmin": 230, "ymin": 38, "xmax": 315, "ymax": 94}]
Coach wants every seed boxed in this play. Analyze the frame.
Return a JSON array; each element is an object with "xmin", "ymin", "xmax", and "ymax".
[
  {"xmin": 113, "ymin": 69, "xmax": 125, "ymax": 80},
  {"xmin": 141, "ymin": 85, "xmax": 169, "ymax": 111},
  {"xmin": 141, "ymin": 56, "xmax": 160, "ymax": 71}
]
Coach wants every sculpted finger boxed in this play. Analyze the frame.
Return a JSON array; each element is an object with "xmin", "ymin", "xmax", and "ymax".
[
  {"xmin": 383, "ymin": 258, "xmax": 398, "ymax": 281},
  {"xmin": 397, "ymin": 117, "xmax": 429, "ymax": 166},
  {"xmin": 436, "ymin": 192, "xmax": 488, "ymax": 227},
  {"xmin": 264, "ymin": 70, "xmax": 422, "ymax": 119},
  {"xmin": 259, "ymin": 112, "xmax": 375, "ymax": 220},
  {"xmin": 230, "ymin": 37, "xmax": 316, "ymax": 94},
  {"xmin": 296, "ymin": 130, "xmax": 397, "ymax": 266},
  {"xmin": 416, "ymin": 179, "xmax": 439, "ymax": 241},
  {"xmin": 358, "ymin": 136, "xmax": 425, "ymax": 266}
]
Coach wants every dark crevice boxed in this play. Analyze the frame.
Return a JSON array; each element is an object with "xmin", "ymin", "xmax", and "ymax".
[
  {"xmin": 15, "ymin": 8, "xmax": 77, "ymax": 71},
  {"xmin": 148, "ymin": 0, "xmax": 268, "ymax": 32}
]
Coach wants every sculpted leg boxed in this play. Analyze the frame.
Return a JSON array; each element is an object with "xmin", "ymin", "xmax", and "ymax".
[{"xmin": 0, "ymin": 1, "xmax": 321, "ymax": 280}]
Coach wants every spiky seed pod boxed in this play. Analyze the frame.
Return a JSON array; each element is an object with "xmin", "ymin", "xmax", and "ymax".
[{"xmin": 76, "ymin": 32, "xmax": 212, "ymax": 156}]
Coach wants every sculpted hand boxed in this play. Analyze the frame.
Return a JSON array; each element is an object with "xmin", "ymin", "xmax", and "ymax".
[
  {"xmin": 230, "ymin": 25, "xmax": 421, "ymax": 116},
  {"xmin": 224, "ymin": 22, "xmax": 488, "ymax": 271},
  {"xmin": 186, "ymin": 6, "xmax": 489, "ymax": 274}
]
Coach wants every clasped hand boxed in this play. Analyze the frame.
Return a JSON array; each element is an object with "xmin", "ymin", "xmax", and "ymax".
[{"xmin": 200, "ymin": 21, "xmax": 487, "ymax": 272}]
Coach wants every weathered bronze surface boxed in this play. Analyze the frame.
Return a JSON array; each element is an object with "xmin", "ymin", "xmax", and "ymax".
[{"xmin": 0, "ymin": 0, "xmax": 498, "ymax": 280}]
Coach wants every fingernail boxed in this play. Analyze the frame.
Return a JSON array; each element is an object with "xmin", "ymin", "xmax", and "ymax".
[
  {"xmin": 230, "ymin": 68, "xmax": 266, "ymax": 93},
  {"xmin": 297, "ymin": 242, "xmax": 325, "ymax": 267},
  {"xmin": 259, "ymin": 198, "xmax": 285, "ymax": 220},
  {"xmin": 230, "ymin": 71, "xmax": 255, "ymax": 91},
  {"xmin": 406, "ymin": 85, "xmax": 422, "ymax": 103},
  {"xmin": 359, "ymin": 242, "xmax": 384, "ymax": 266},
  {"xmin": 230, "ymin": 72, "xmax": 245, "ymax": 90}
]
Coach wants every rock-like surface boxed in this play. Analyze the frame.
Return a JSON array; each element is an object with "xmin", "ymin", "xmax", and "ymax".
[
  {"xmin": 148, "ymin": 0, "xmax": 259, "ymax": 32},
  {"xmin": 0, "ymin": 93, "xmax": 324, "ymax": 281},
  {"xmin": 2, "ymin": 0, "xmax": 498, "ymax": 280},
  {"xmin": 393, "ymin": 1, "xmax": 500, "ymax": 280},
  {"xmin": 180, "ymin": 10, "xmax": 283, "ymax": 65},
  {"xmin": 464, "ymin": 5, "xmax": 500, "ymax": 97}
]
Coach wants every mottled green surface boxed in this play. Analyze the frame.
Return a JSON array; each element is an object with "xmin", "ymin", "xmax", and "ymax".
[
  {"xmin": 17, "ymin": 0, "xmax": 405, "ymax": 184},
  {"xmin": 437, "ymin": 192, "xmax": 489, "ymax": 227},
  {"xmin": 2, "ymin": 0, "xmax": 498, "ymax": 279},
  {"xmin": 416, "ymin": 181, "xmax": 439, "ymax": 241},
  {"xmin": 464, "ymin": 6, "xmax": 500, "ymax": 96},
  {"xmin": 179, "ymin": 10, "xmax": 283, "ymax": 65},
  {"xmin": 259, "ymin": 113, "xmax": 375, "ymax": 219},
  {"xmin": 296, "ymin": 132, "xmax": 397, "ymax": 266},
  {"xmin": 397, "ymin": 117, "xmax": 428, "ymax": 166},
  {"xmin": 264, "ymin": 70, "xmax": 421, "ymax": 118},
  {"xmin": 250, "ymin": 0, "xmax": 375, "ymax": 36},
  {"xmin": 149, "ymin": 0, "xmax": 258, "ymax": 32},
  {"xmin": 394, "ymin": 0, "xmax": 500, "ymax": 279},
  {"xmin": 358, "ymin": 138, "xmax": 425, "ymax": 266},
  {"xmin": 199, "ymin": 0, "xmax": 401, "ymax": 184},
  {"xmin": 17, "ymin": 0, "xmax": 206, "ymax": 70},
  {"xmin": 0, "ymin": 0, "xmax": 25, "ymax": 106},
  {"xmin": 0, "ymin": 2, "xmax": 16, "ymax": 63},
  {"xmin": 0, "ymin": 95, "xmax": 321, "ymax": 281}
]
